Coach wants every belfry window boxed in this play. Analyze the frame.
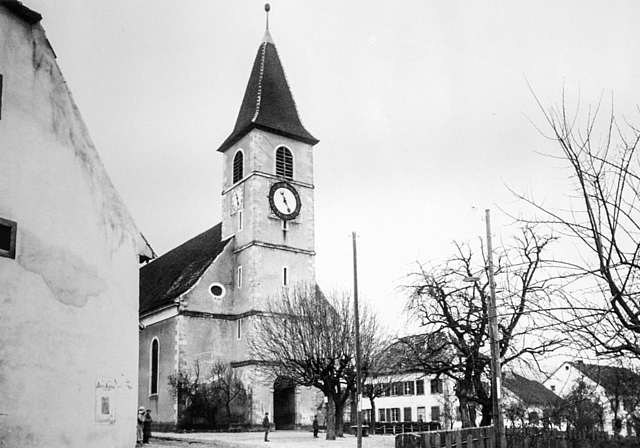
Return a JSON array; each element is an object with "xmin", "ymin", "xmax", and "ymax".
[
  {"xmin": 150, "ymin": 339, "xmax": 159, "ymax": 395},
  {"xmin": 233, "ymin": 150, "xmax": 244, "ymax": 183},
  {"xmin": 275, "ymin": 146, "xmax": 293, "ymax": 178}
]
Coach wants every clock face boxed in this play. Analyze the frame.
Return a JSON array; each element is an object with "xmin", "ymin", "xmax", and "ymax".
[
  {"xmin": 231, "ymin": 186, "xmax": 243, "ymax": 213},
  {"xmin": 269, "ymin": 182, "xmax": 301, "ymax": 220}
]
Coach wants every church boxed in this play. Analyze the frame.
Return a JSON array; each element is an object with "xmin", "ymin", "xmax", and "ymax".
[{"xmin": 138, "ymin": 13, "xmax": 324, "ymax": 430}]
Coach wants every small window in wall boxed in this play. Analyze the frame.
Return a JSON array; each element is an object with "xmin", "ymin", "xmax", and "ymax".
[
  {"xmin": 150, "ymin": 339, "xmax": 159, "ymax": 396},
  {"xmin": 416, "ymin": 379, "xmax": 424, "ymax": 395},
  {"xmin": 238, "ymin": 210, "xmax": 243, "ymax": 231},
  {"xmin": 0, "ymin": 74, "xmax": 3, "ymax": 120},
  {"xmin": 403, "ymin": 381, "xmax": 414, "ymax": 395},
  {"xmin": 233, "ymin": 150, "xmax": 244, "ymax": 183},
  {"xmin": 430, "ymin": 378, "xmax": 443, "ymax": 394},
  {"xmin": 209, "ymin": 283, "xmax": 226, "ymax": 299},
  {"xmin": 282, "ymin": 266, "xmax": 288, "ymax": 286},
  {"xmin": 237, "ymin": 266, "xmax": 243, "ymax": 288},
  {"xmin": 0, "ymin": 217, "xmax": 17, "ymax": 259},
  {"xmin": 550, "ymin": 385, "xmax": 556, "ymax": 392},
  {"xmin": 237, "ymin": 319, "xmax": 242, "ymax": 340},
  {"xmin": 282, "ymin": 220, "xmax": 289, "ymax": 232},
  {"xmin": 275, "ymin": 146, "xmax": 293, "ymax": 178}
]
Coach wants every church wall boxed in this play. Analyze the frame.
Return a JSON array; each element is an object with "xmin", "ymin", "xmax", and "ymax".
[
  {"xmin": 138, "ymin": 317, "xmax": 178, "ymax": 426},
  {"xmin": 0, "ymin": 8, "xmax": 146, "ymax": 447},
  {"xmin": 179, "ymin": 242, "xmax": 237, "ymax": 314}
]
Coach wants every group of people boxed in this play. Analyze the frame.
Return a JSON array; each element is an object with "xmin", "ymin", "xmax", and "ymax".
[
  {"xmin": 261, "ymin": 412, "xmax": 320, "ymax": 442},
  {"xmin": 136, "ymin": 408, "xmax": 318, "ymax": 444},
  {"xmin": 136, "ymin": 407, "xmax": 153, "ymax": 445}
]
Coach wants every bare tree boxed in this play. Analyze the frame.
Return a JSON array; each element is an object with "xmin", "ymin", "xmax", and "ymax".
[
  {"xmin": 402, "ymin": 226, "xmax": 563, "ymax": 427},
  {"xmin": 209, "ymin": 360, "xmax": 248, "ymax": 427},
  {"xmin": 168, "ymin": 359, "xmax": 247, "ymax": 430},
  {"xmin": 517, "ymin": 92, "xmax": 640, "ymax": 358},
  {"xmin": 249, "ymin": 283, "xmax": 378, "ymax": 440}
]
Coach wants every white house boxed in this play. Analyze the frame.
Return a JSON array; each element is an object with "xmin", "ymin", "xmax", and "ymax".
[
  {"xmin": 502, "ymin": 371, "xmax": 564, "ymax": 429},
  {"xmin": 0, "ymin": 2, "xmax": 153, "ymax": 446},
  {"xmin": 362, "ymin": 372, "xmax": 460, "ymax": 430},
  {"xmin": 543, "ymin": 361, "xmax": 640, "ymax": 436}
]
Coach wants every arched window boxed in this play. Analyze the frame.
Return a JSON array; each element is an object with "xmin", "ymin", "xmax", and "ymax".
[
  {"xmin": 233, "ymin": 151, "xmax": 244, "ymax": 183},
  {"xmin": 275, "ymin": 146, "xmax": 293, "ymax": 179},
  {"xmin": 150, "ymin": 339, "xmax": 159, "ymax": 395}
]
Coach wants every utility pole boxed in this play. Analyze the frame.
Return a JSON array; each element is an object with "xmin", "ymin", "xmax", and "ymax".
[
  {"xmin": 352, "ymin": 231, "xmax": 363, "ymax": 448},
  {"xmin": 485, "ymin": 210, "xmax": 506, "ymax": 448}
]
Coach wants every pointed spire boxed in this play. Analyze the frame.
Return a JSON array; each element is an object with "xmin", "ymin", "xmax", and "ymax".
[{"xmin": 217, "ymin": 5, "xmax": 318, "ymax": 152}]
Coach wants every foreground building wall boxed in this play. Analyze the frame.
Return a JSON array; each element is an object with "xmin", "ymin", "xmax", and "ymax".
[{"xmin": 0, "ymin": 3, "xmax": 151, "ymax": 446}]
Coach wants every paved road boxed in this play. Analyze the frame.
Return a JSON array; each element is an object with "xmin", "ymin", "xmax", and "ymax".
[{"xmin": 141, "ymin": 431, "xmax": 396, "ymax": 448}]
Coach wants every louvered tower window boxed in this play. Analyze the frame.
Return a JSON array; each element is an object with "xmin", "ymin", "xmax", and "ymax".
[
  {"xmin": 275, "ymin": 146, "xmax": 293, "ymax": 178},
  {"xmin": 233, "ymin": 151, "xmax": 244, "ymax": 183}
]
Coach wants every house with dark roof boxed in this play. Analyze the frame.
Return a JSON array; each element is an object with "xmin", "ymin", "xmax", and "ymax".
[
  {"xmin": 0, "ymin": 2, "xmax": 153, "ymax": 446},
  {"xmin": 502, "ymin": 371, "xmax": 564, "ymax": 429},
  {"xmin": 138, "ymin": 16, "xmax": 323, "ymax": 430},
  {"xmin": 544, "ymin": 361, "xmax": 640, "ymax": 435}
]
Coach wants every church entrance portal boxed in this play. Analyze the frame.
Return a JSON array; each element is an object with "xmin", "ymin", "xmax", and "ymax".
[{"xmin": 273, "ymin": 378, "xmax": 296, "ymax": 430}]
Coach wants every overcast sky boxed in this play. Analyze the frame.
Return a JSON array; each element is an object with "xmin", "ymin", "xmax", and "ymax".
[{"xmin": 26, "ymin": 1, "xmax": 640, "ymax": 332}]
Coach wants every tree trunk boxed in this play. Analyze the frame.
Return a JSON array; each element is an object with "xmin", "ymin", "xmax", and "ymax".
[
  {"xmin": 335, "ymin": 397, "xmax": 345, "ymax": 437},
  {"xmin": 457, "ymin": 388, "xmax": 473, "ymax": 428},
  {"xmin": 325, "ymin": 395, "xmax": 336, "ymax": 440},
  {"xmin": 478, "ymin": 402, "xmax": 492, "ymax": 427},
  {"xmin": 369, "ymin": 397, "xmax": 376, "ymax": 429}
]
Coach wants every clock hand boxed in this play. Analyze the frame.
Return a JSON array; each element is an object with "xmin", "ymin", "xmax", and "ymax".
[{"xmin": 280, "ymin": 190, "xmax": 291, "ymax": 213}]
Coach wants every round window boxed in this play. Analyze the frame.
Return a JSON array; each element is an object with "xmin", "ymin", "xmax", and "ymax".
[{"xmin": 209, "ymin": 283, "xmax": 226, "ymax": 299}]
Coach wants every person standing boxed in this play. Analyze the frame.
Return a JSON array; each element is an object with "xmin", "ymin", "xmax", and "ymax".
[
  {"xmin": 262, "ymin": 412, "xmax": 270, "ymax": 442},
  {"xmin": 136, "ymin": 407, "xmax": 145, "ymax": 446},
  {"xmin": 143, "ymin": 409, "xmax": 153, "ymax": 444},
  {"xmin": 312, "ymin": 415, "xmax": 319, "ymax": 438}
]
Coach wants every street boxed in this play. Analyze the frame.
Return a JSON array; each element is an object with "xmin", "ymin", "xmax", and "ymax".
[{"xmin": 141, "ymin": 431, "xmax": 396, "ymax": 448}]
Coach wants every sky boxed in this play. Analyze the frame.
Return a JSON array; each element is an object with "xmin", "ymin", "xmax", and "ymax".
[{"xmin": 25, "ymin": 1, "xmax": 640, "ymax": 334}]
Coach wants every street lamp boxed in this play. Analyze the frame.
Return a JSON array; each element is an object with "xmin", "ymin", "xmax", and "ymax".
[{"xmin": 463, "ymin": 209, "xmax": 506, "ymax": 448}]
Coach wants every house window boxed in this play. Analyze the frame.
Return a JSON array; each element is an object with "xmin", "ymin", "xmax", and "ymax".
[
  {"xmin": 237, "ymin": 319, "xmax": 242, "ymax": 340},
  {"xmin": 390, "ymin": 408, "xmax": 400, "ymax": 422},
  {"xmin": 378, "ymin": 409, "xmax": 386, "ymax": 422},
  {"xmin": 550, "ymin": 385, "xmax": 556, "ymax": 392},
  {"xmin": 417, "ymin": 407, "xmax": 426, "ymax": 422},
  {"xmin": 150, "ymin": 339, "xmax": 159, "ymax": 395},
  {"xmin": 283, "ymin": 266, "xmax": 288, "ymax": 286},
  {"xmin": 237, "ymin": 266, "xmax": 243, "ymax": 288},
  {"xmin": 404, "ymin": 381, "xmax": 414, "ymax": 395},
  {"xmin": 431, "ymin": 406, "xmax": 440, "ymax": 422},
  {"xmin": 0, "ymin": 217, "xmax": 17, "ymax": 259},
  {"xmin": 391, "ymin": 382, "xmax": 403, "ymax": 396},
  {"xmin": 238, "ymin": 210, "xmax": 243, "ymax": 231},
  {"xmin": 430, "ymin": 378, "xmax": 443, "ymax": 394},
  {"xmin": 363, "ymin": 409, "xmax": 371, "ymax": 423},
  {"xmin": 275, "ymin": 146, "xmax": 293, "ymax": 178},
  {"xmin": 233, "ymin": 150, "xmax": 244, "ymax": 183},
  {"xmin": 528, "ymin": 411, "xmax": 539, "ymax": 425},
  {"xmin": 416, "ymin": 379, "xmax": 424, "ymax": 395},
  {"xmin": 404, "ymin": 407, "xmax": 412, "ymax": 422}
]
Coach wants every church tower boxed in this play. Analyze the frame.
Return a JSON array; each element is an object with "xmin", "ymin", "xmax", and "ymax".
[
  {"xmin": 138, "ymin": 8, "xmax": 323, "ymax": 430},
  {"xmin": 218, "ymin": 26, "xmax": 319, "ymax": 314}
]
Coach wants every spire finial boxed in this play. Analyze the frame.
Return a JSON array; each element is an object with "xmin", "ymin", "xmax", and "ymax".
[{"xmin": 265, "ymin": 4, "xmax": 270, "ymax": 31}]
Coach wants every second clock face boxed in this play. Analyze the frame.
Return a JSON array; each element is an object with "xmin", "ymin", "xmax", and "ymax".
[{"xmin": 269, "ymin": 182, "xmax": 301, "ymax": 220}]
